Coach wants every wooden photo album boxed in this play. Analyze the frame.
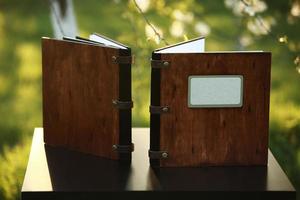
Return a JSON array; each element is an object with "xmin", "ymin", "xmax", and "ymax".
[
  {"xmin": 42, "ymin": 33, "xmax": 133, "ymax": 161},
  {"xmin": 149, "ymin": 37, "xmax": 271, "ymax": 167}
]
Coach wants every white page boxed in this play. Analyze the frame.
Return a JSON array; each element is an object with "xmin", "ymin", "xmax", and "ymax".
[
  {"xmin": 89, "ymin": 34, "xmax": 127, "ymax": 49},
  {"xmin": 156, "ymin": 38, "xmax": 205, "ymax": 53}
]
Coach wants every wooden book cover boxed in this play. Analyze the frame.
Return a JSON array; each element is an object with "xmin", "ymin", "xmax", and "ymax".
[
  {"xmin": 149, "ymin": 37, "xmax": 271, "ymax": 167},
  {"xmin": 42, "ymin": 34, "xmax": 133, "ymax": 161}
]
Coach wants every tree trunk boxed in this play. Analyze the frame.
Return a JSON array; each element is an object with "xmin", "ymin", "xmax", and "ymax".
[{"xmin": 49, "ymin": 0, "xmax": 78, "ymax": 38}]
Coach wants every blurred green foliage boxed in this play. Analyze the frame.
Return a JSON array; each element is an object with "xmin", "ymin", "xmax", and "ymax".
[{"xmin": 0, "ymin": 0, "xmax": 299, "ymax": 199}]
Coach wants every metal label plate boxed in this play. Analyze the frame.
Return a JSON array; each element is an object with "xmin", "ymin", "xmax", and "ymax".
[{"xmin": 188, "ymin": 75, "xmax": 243, "ymax": 108}]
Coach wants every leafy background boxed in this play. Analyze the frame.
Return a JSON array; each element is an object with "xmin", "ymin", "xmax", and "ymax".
[{"xmin": 0, "ymin": 0, "xmax": 299, "ymax": 199}]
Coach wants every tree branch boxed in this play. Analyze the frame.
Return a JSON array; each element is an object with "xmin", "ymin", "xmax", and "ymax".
[
  {"xmin": 240, "ymin": 0, "xmax": 275, "ymax": 37},
  {"xmin": 132, "ymin": 0, "xmax": 169, "ymax": 45}
]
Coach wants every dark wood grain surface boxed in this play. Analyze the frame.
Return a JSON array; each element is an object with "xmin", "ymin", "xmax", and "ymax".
[
  {"xmin": 21, "ymin": 128, "xmax": 295, "ymax": 200},
  {"xmin": 42, "ymin": 38, "xmax": 120, "ymax": 159},
  {"xmin": 159, "ymin": 52, "xmax": 271, "ymax": 166}
]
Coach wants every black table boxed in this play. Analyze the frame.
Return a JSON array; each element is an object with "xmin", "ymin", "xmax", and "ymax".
[{"xmin": 21, "ymin": 128, "xmax": 296, "ymax": 200}]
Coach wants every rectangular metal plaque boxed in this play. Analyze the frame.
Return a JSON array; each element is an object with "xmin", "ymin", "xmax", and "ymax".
[{"xmin": 188, "ymin": 75, "xmax": 243, "ymax": 108}]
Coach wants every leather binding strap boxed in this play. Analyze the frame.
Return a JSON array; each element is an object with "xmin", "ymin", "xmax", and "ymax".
[
  {"xmin": 151, "ymin": 59, "xmax": 170, "ymax": 69},
  {"xmin": 149, "ymin": 150, "xmax": 169, "ymax": 159},
  {"xmin": 112, "ymin": 100, "xmax": 133, "ymax": 110},
  {"xmin": 149, "ymin": 105, "xmax": 170, "ymax": 114},
  {"xmin": 112, "ymin": 55, "xmax": 133, "ymax": 64},
  {"xmin": 112, "ymin": 143, "xmax": 134, "ymax": 153}
]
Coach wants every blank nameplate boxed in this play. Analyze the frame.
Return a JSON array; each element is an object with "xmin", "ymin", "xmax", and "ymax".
[{"xmin": 188, "ymin": 75, "xmax": 243, "ymax": 108}]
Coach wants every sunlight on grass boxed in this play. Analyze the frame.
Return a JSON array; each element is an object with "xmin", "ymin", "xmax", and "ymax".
[
  {"xmin": 14, "ymin": 84, "xmax": 41, "ymax": 131},
  {"xmin": 0, "ymin": 12, "xmax": 4, "ymax": 38},
  {"xmin": 270, "ymin": 100, "xmax": 300, "ymax": 130},
  {"xmin": 17, "ymin": 43, "xmax": 41, "ymax": 81},
  {"xmin": 0, "ymin": 75, "xmax": 8, "ymax": 96},
  {"xmin": 0, "ymin": 137, "xmax": 31, "ymax": 200}
]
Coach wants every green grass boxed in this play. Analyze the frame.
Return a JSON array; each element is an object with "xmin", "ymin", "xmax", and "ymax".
[{"xmin": 0, "ymin": 139, "xmax": 31, "ymax": 200}]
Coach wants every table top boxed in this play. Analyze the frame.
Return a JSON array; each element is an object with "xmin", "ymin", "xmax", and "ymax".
[{"xmin": 21, "ymin": 128, "xmax": 296, "ymax": 200}]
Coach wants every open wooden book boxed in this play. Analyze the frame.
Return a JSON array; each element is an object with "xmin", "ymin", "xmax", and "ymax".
[
  {"xmin": 42, "ymin": 33, "xmax": 133, "ymax": 161},
  {"xmin": 149, "ymin": 37, "xmax": 271, "ymax": 167}
]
